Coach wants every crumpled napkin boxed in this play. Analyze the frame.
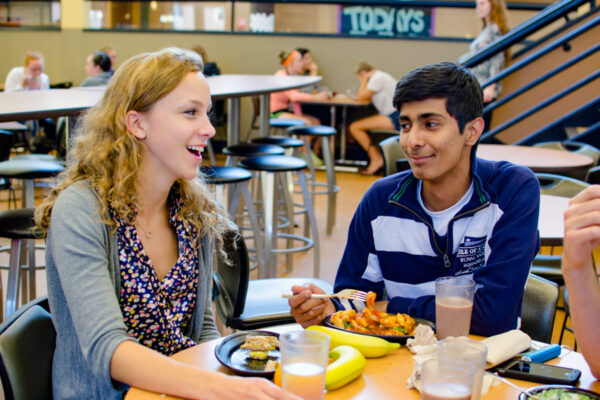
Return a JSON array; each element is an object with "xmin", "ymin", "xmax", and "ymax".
[
  {"xmin": 406, "ymin": 324, "xmax": 438, "ymax": 391},
  {"xmin": 481, "ymin": 329, "xmax": 531, "ymax": 369}
]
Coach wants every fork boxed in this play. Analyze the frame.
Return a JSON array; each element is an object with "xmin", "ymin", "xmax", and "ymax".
[{"xmin": 282, "ymin": 289, "xmax": 368, "ymax": 301}]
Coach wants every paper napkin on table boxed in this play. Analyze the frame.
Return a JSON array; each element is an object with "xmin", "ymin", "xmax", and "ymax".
[
  {"xmin": 481, "ymin": 329, "xmax": 531, "ymax": 369},
  {"xmin": 406, "ymin": 324, "xmax": 438, "ymax": 390}
]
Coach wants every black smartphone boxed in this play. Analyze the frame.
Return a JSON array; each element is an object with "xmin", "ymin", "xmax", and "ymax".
[{"xmin": 494, "ymin": 359, "xmax": 581, "ymax": 385}]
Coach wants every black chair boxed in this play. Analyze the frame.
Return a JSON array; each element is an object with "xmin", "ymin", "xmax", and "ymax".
[
  {"xmin": 586, "ymin": 165, "xmax": 600, "ymax": 184},
  {"xmin": 0, "ymin": 295, "xmax": 55, "ymax": 400},
  {"xmin": 213, "ymin": 231, "xmax": 333, "ymax": 331},
  {"xmin": 520, "ymin": 274, "xmax": 559, "ymax": 343}
]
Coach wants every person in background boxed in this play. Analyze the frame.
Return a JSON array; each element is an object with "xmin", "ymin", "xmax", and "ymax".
[
  {"xmin": 348, "ymin": 60, "xmax": 399, "ymax": 176},
  {"xmin": 459, "ymin": 0, "xmax": 509, "ymax": 104},
  {"xmin": 296, "ymin": 48, "xmax": 318, "ymax": 77},
  {"xmin": 191, "ymin": 45, "xmax": 221, "ymax": 77},
  {"xmin": 270, "ymin": 49, "xmax": 329, "ymax": 126},
  {"xmin": 561, "ymin": 185, "xmax": 600, "ymax": 380},
  {"xmin": 4, "ymin": 50, "xmax": 50, "ymax": 92},
  {"xmin": 4, "ymin": 51, "xmax": 56, "ymax": 149},
  {"xmin": 35, "ymin": 47, "xmax": 299, "ymax": 400},
  {"xmin": 288, "ymin": 62, "xmax": 540, "ymax": 337},
  {"xmin": 81, "ymin": 51, "xmax": 112, "ymax": 87},
  {"xmin": 101, "ymin": 46, "xmax": 117, "ymax": 73}
]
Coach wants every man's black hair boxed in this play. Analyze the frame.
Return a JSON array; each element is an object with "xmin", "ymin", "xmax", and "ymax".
[
  {"xmin": 92, "ymin": 51, "xmax": 112, "ymax": 73},
  {"xmin": 393, "ymin": 62, "xmax": 483, "ymax": 133},
  {"xmin": 295, "ymin": 48, "xmax": 310, "ymax": 56}
]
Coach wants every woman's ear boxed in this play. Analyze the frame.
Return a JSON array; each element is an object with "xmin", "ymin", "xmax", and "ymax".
[
  {"xmin": 125, "ymin": 110, "xmax": 147, "ymax": 140},
  {"xmin": 465, "ymin": 117, "xmax": 484, "ymax": 145}
]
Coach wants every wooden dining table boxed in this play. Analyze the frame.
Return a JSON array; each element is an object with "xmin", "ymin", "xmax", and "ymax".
[
  {"xmin": 478, "ymin": 144, "xmax": 594, "ymax": 174},
  {"xmin": 0, "ymin": 74, "xmax": 322, "ymax": 148},
  {"xmin": 125, "ymin": 324, "xmax": 599, "ymax": 400}
]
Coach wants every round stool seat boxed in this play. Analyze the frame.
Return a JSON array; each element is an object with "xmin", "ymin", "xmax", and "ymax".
[
  {"xmin": 269, "ymin": 118, "xmax": 306, "ymax": 129},
  {"xmin": 288, "ymin": 125, "xmax": 336, "ymax": 137},
  {"xmin": 11, "ymin": 154, "xmax": 64, "ymax": 164},
  {"xmin": 239, "ymin": 155, "xmax": 307, "ymax": 172},
  {"xmin": 0, "ymin": 208, "xmax": 41, "ymax": 240},
  {"xmin": 223, "ymin": 143, "xmax": 285, "ymax": 158},
  {"xmin": 251, "ymin": 136, "xmax": 304, "ymax": 148},
  {"xmin": 200, "ymin": 166, "xmax": 252, "ymax": 184},
  {"xmin": 0, "ymin": 159, "xmax": 65, "ymax": 179}
]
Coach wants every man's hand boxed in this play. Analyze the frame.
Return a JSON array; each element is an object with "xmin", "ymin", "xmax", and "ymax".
[
  {"xmin": 562, "ymin": 185, "xmax": 600, "ymax": 272},
  {"xmin": 288, "ymin": 284, "xmax": 336, "ymax": 328}
]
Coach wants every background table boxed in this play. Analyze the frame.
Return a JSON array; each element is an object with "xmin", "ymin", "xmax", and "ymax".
[
  {"xmin": 299, "ymin": 95, "xmax": 371, "ymax": 165},
  {"xmin": 0, "ymin": 75, "xmax": 322, "ymax": 148},
  {"xmin": 478, "ymin": 144, "xmax": 594, "ymax": 174},
  {"xmin": 125, "ymin": 324, "xmax": 599, "ymax": 400},
  {"xmin": 539, "ymin": 194, "xmax": 571, "ymax": 246}
]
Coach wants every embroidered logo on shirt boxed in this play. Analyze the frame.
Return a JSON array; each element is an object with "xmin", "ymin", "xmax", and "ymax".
[{"xmin": 456, "ymin": 236, "xmax": 486, "ymax": 273}]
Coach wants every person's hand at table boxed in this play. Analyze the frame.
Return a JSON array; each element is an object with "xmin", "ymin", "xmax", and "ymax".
[
  {"xmin": 289, "ymin": 283, "xmax": 336, "ymax": 328},
  {"xmin": 308, "ymin": 61, "xmax": 318, "ymax": 76},
  {"xmin": 312, "ymin": 91, "xmax": 330, "ymax": 101},
  {"xmin": 562, "ymin": 185, "xmax": 600, "ymax": 271},
  {"xmin": 207, "ymin": 374, "xmax": 301, "ymax": 400},
  {"xmin": 22, "ymin": 75, "xmax": 41, "ymax": 90}
]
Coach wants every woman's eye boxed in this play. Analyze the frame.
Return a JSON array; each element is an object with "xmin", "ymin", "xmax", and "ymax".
[{"xmin": 185, "ymin": 109, "xmax": 197, "ymax": 116}]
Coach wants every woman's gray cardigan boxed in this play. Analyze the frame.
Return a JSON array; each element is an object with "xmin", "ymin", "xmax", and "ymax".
[{"xmin": 45, "ymin": 182, "xmax": 220, "ymax": 400}]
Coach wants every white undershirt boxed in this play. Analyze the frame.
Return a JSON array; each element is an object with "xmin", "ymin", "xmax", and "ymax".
[{"xmin": 418, "ymin": 180, "xmax": 474, "ymax": 236}]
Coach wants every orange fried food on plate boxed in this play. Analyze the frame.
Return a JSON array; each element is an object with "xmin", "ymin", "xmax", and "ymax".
[{"xmin": 329, "ymin": 291, "xmax": 416, "ymax": 336}]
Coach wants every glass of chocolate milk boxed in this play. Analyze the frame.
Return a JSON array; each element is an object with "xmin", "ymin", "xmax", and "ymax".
[
  {"xmin": 435, "ymin": 276, "xmax": 477, "ymax": 339},
  {"xmin": 420, "ymin": 359, "xmax": 475, "ymax": 400}
]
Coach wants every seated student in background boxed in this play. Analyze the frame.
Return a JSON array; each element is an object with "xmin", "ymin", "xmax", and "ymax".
[
  {"xmin": 81, "ymin": 51, "xmax": 112, "ymax": 87},
  {"xmin": 35, "ymin": 47, "xmax": 298, "ymax": 400},
  {"xmin": 4, "ymin": 50, "xmax": 50, "ymax": 92},
  {"xmin": 191, "ymin": 45, "xmax": 221, "ymax": 77},
  {"xmin": 4, "ymin": 50, "xmax": 56, "ymax": 149},
  {"xmin": 297, "ymin": 48, "xmax": 318, "ymax": 76},
  {"xmin": 101, "ymin": 45, "xmax": 117, "ymax": 73},
  {"xmin": 348, "ymin": 61, "xmax": 399, "ymax": 176},
  {"xmin": 561, "ymin": 185, "xmax": 600, "ymax": 379},
  {"xmin": 270, "ymin": 49, "xmax": 329, "ymax": 126},
  {"xmin": 289, "ymin": 62, "xmax": 540, "ymax": 336}
]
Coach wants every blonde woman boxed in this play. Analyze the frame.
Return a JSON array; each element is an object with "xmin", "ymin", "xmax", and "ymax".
[
  {"xmin": 35, "ymin": 48, "xmax": 298, "ymax": 400},
  {"xmin": 460, "ymin": 0, "xmax": 509, "ymax": 103}
]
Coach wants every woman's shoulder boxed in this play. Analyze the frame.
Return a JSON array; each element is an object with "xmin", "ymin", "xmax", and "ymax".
[{"xmin": 54, "ymin": 181, "xmax": 101, "ymax": 213}]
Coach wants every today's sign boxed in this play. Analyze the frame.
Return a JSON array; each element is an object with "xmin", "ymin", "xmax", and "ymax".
[{"xmin": 340, "ymin": 5, "xmax": 432, "ymax": 38}]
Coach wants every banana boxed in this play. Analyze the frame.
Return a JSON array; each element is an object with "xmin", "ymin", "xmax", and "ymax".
[
  {"xmin": 307, "ymin": 325, "xmax": 399, "ymax": 358},
  {"xmin": 325, "ymin": 345, "xmax": 365, "ymax": 391}
]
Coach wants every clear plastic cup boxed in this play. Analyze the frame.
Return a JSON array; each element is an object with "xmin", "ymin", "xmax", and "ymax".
[
  {"xmin": 421, "ymin": 359, "xmax": 476, "ymax": 400},
  {"xmin": 435, "ymin": 276, "xmax": 477, "ymax": 339},
  {"xmin": 438, "ymin": 337, "xmax": 488, "ymax": 400},
  {"xmin": 280, "ymin": 330, "xmax": 330, "ymax": 400}
]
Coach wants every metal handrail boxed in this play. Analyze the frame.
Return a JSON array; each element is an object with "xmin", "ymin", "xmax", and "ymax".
[
  {"xmin": 461, "ymin": 0, "xmax": 591, "ymax": 69},
  {"xmin": 483, "ymin": 41, "xmax": 600, "ymax": 113},
  {"xmin": 515, "ymin": 97, "xmax": 600, "ymax": 145},
  {"xmin": 480, "ymin": 71, "xmax": 600, "ymax": 143},
  {"xmin": 512, "ymin": 4, "xmax": 600, "ymax": 59},
  {"xmin": 481, "ymin": 15, "xmax": 600, "ymax": 88},
  {"xmin": 570, "ymin": 120, "xmax": 600, "ymax": 146}
]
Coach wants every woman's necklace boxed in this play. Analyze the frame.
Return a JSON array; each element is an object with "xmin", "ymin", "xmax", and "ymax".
[{"xmin": 136, "ymin": 222, "xmax": 153, "ymax": 239}]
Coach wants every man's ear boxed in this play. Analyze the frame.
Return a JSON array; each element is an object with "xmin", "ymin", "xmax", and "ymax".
[
  {"xmin": 465, "ymin": 117, "xmax": 484, "ymax": 146},
  {"xmin": 125, "ymin": 110, "xmax": 147, "ymax": 140}
]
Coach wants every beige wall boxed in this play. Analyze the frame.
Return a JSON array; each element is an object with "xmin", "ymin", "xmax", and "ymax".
[{"xmin": 0, "ymin": 29, "xmax": 469, "ymax": 135}]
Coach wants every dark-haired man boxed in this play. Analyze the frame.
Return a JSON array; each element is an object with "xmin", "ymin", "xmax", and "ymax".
[
  {"xmin": 81, "ymin": 51, "xmax": 112, "ymax": 87},
  {"xmin": 289, "ymin": 62, "xmax": 540, "ymax": 336}
]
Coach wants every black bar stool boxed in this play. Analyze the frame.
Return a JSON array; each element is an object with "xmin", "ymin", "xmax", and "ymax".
[
  {"xmin": 288, "ymin": 125, "xmax": 339, "ymax": 236},
  {"xmin": 0, "ymin": 159, "xmax": 64, "ymax": 304},
  {"xmin": 238, "ymin": 155, "xmax": 320, "ymax": 279},
  {"xmin": 199, "ymin": 165, "xmax": 264, "ymax": 272},
  {"xmin": 0, "ymin": 208, "xmax": 43, "ymax": 319}
]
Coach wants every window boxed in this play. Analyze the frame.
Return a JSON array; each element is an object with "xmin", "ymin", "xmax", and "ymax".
[{"xmin": 0, "ymin": 1, "xmax": 60, "ymax": 28}]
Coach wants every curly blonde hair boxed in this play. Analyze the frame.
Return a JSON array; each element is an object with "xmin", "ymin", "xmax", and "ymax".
[{"xmin": 35, "ymin": 47, "xmax": 230, "ymax": 253}]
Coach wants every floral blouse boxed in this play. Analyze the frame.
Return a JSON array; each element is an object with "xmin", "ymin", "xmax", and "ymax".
[{"xmin": 110, "ymin": 199, "xmax": 199, "ymax": 356}]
